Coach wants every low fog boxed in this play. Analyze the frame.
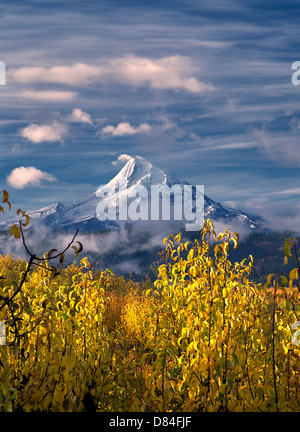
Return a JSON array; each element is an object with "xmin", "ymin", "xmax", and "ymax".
[{"xmin": 0, "ymin": 216, "xmax": 257, "ymax": 276}]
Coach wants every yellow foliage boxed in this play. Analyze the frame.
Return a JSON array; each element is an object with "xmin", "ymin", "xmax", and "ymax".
[
  {"xmin": 0, "ymin": 219, "xmax": 300, "ymax": 412},
  {"xmin": 120, "ymin": 288, "xmax": 154, "ymax": 349},
  {"xmin": 138, "ymin": 220, "xmax": 300, "ymax": 412}
]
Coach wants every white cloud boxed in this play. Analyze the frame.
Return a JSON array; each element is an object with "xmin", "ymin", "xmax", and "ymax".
[
  {"xmin": 112, "ymin": 154, "xmax": 133, "ymax": 165},
  {"xmin": 20, "ymin": 121, "xmax": 68, "ymax": 143},
  {"xmin": 102, "ymin": 122, "xmax": 152, "ymax": 137},
  {"xmin": 19, "ymin": 90, "xmax": 76, "ymax": 102},
  {"xmin": 68, "ymin": 108, "xmax": 93, "ymax": 125},
  {"xmin": 107, "ymin": 55, "xmax": 215, "ymax": 93},
  {"xmin": 103, "ymin": 115, "xmax": 177, "ymax": 140},
  {"xmin": 20, "ymin": 109, "xmax": 93, "ymax": 146},
  {"xmin": 9, "ymin": 63, "xmax": 103, "ymax": 85},
  {"xmin": 10, "ymin": 55, "xmax": 215, "ymax": 93},
  {"xmin": 7, "ymin": 166, "xmax": 57, "ymax": 189}
]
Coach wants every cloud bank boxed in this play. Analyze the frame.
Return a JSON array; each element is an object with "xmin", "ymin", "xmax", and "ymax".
[{"xmin": 9, "ymin": 55, "xmax": 215, "ymax": 93}]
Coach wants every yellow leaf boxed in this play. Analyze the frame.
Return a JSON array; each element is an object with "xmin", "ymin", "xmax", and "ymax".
[
  {"xmin": 9, "ymin": 224, "xmax": 17, "ymax": 236},
  {"xmin": 2, "ymin": 190, "xmax": 9, "ymax": 204},
  {"xmin": 290, "ymin": 268, "xmax": 299, "ymax": 282},
  {"xmin": 22, "ymin": 214, "xmax": 30, "ymax": 227},
  {"xmin": 13, "ymin": 226, "xmax": 21, "ymax": 239}
]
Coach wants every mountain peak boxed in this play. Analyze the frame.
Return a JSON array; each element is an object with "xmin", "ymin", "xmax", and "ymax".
[
  {"xmin": 119, "ymin": 155, "xmax": 154, "ymax": 178},
  {"xmin": 0, "ymin": 154, "xmax": 264, "ymax": 233},
  {"xmin": 108, "ymin": 154, "xmax": 168, "ymax": 189}
]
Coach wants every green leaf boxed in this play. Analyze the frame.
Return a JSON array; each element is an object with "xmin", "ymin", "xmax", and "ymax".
[
  {"xmin": 280, "ymin": 275, "xmax": 288, "ymax": 287},
  {"xmin": 284, "ymin": 238, "xmax": 294, "ymax": 259}
]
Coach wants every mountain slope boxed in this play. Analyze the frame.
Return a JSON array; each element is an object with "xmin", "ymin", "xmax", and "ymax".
[{"xmin": 0, "ymin": 155, "xmax": 264, "ymax": 233}]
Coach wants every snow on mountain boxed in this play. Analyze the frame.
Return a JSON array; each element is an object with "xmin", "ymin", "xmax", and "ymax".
[{"xmin": 0, "ymin": 155, "xmax": 263, "ymax": 233}]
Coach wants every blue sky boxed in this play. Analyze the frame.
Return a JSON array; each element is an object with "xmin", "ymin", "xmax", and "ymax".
[{"xmin": 1, "ymin": 0, "xmax": 300, "ymax": 232}]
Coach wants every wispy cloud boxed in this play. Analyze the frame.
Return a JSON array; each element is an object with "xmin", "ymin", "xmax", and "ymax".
[
  {"xmin": 253, "ymin": 128, "xmax": 300, "ymax": 168},
  {"xmin": 68, "ymin": 108, "xmax": 93, "ymax": 125},
  {"xmin": 224, "ymin": 197, "xmax": 300, "ymax": 234},
  {"xmin": 7, "ymin": 166, "xmax": 57, "ymax": 189},
  {"xmin": 19, "ymin": 90, "xmax": 76, "ymax": 102},
  {"xmin": 112, "ymin": 154, "xmax": 133, "ymax": 165},
  {"xmin": 273, "ymin": 187, "xmax": 300, "ymax": 195},
  {"xmin": 9, "ymin": 55, "xmax": 215, "ymax": 93},
  {"xmin": 20, "ymin": 121, "xmax": 68, "ymax": 144},
  {"xmin": 9, "ymin": 63, "xmax": 102, "ymax": 86},
  {"xmin": 1, "ymin": 0, "xmax": 299, "ymax": 240},
  {"xmin": 102, "ymin": 122, "xmax": 151, "ymax": 137},
  {"xmin": 106, "ymin": 55, "xmax": 215, "ymax": 93}
]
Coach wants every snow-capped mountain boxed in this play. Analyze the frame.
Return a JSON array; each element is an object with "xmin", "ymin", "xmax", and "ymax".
[{"xmin": 0, "ymin": 155, "xmax": 263, "ymax": 233}]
